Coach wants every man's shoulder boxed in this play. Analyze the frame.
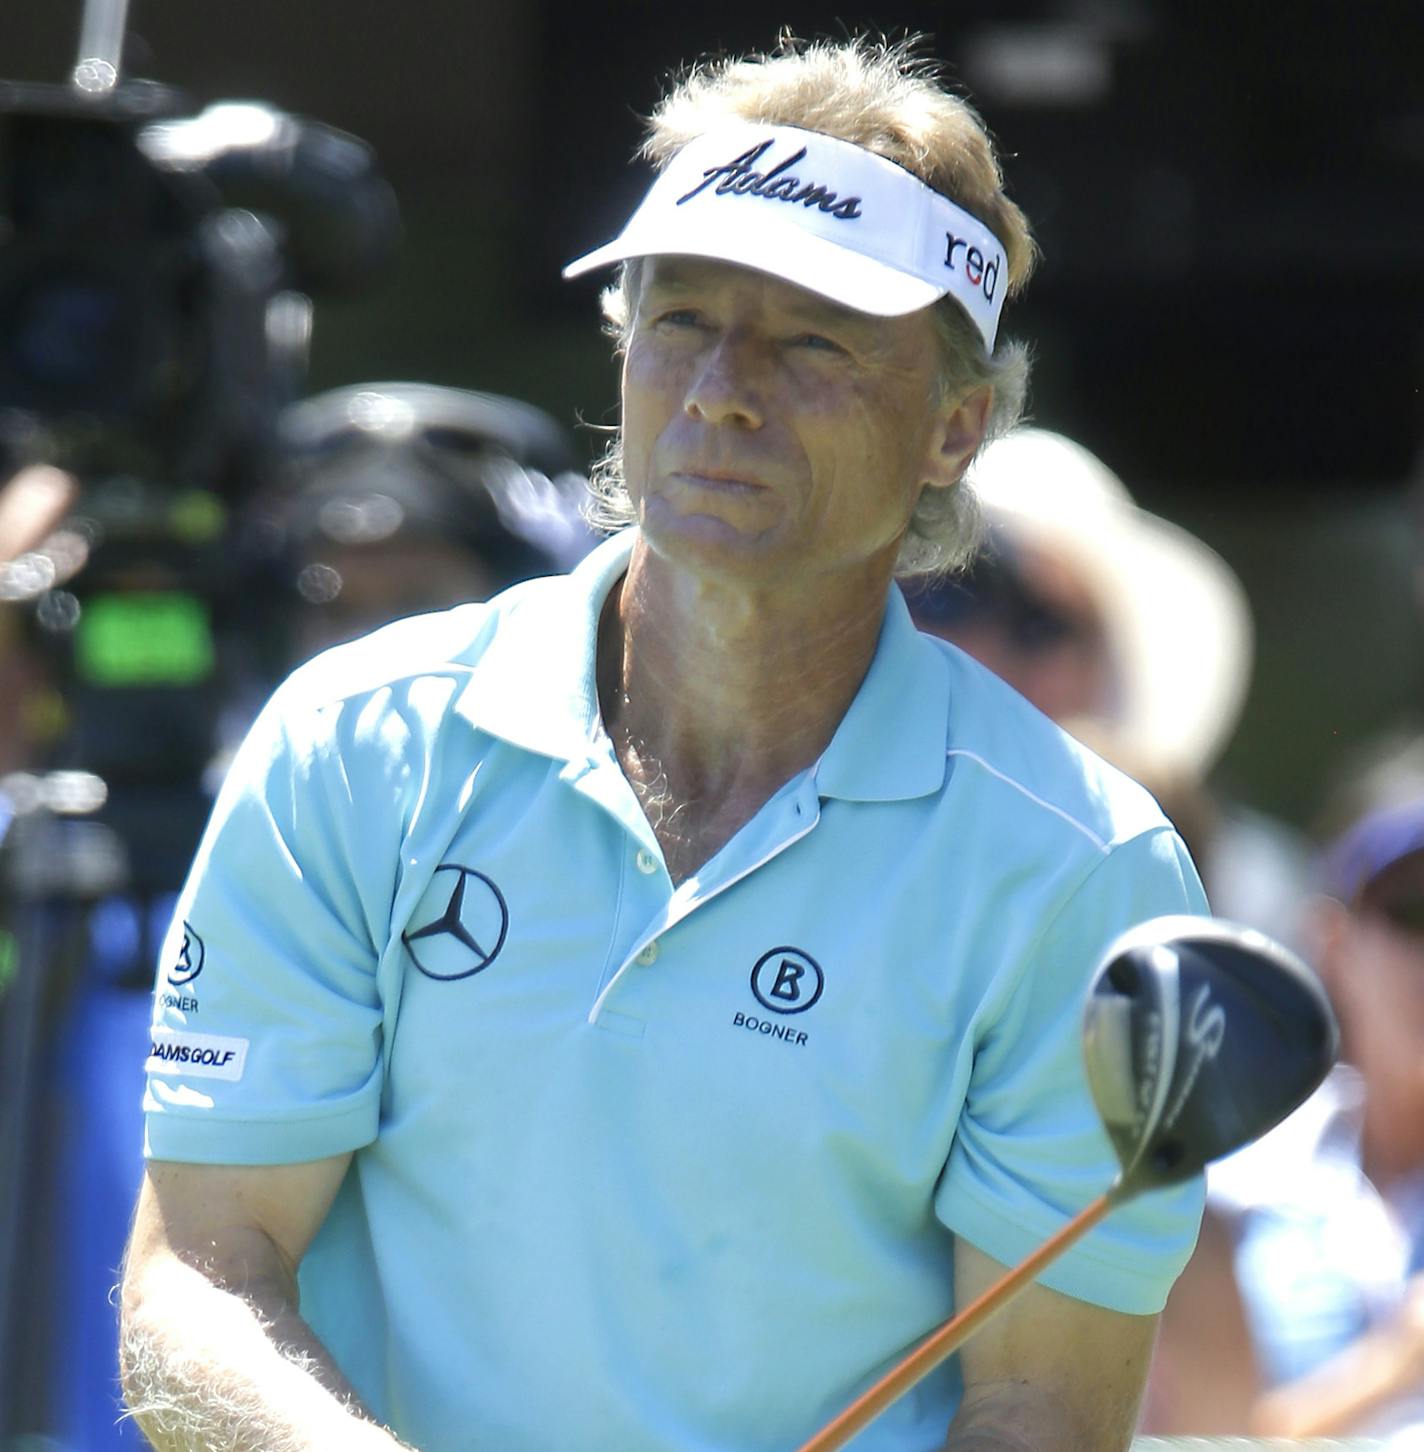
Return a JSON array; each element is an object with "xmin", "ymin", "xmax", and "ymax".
[
  {"xmin": 235, "ymin": 573, "xmax": 586, "ymax": 785},
  {"xmin": 926, "ymin": 635, "xmax": 1172, "ymax": 853}
]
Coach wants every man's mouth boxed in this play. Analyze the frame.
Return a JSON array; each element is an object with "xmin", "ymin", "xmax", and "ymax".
[{"xmin": 670, "ymin": 469, "xmax": 768, "ymax": 494}]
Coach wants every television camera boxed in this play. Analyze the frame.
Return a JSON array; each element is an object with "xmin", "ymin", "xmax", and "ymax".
[{"xmin": 0, "ymin": 21, "xmax": 401, "ymax": 1439}]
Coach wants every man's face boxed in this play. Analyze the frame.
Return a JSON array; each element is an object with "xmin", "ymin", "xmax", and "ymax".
[
  {"xmin": 1318, "ymin": 849, "xmax": 1424, "ymax": 1172},
  {"xmin": 292, "ymin": 538, "xmax": 501, "ymax": 662},
  {"xmin": 619, "ymin": 257, "xmax": 965, "ymax": 588},
  {"xmin": 918, "ymin": 540, "xmax": 1114, "ymax": 726}
]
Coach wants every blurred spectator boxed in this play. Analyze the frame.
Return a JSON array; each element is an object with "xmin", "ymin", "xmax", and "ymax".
[
  {"xmin": 1412, "ymin": 440, "xmax": 1424, "ymax": 620},
  {"xmin": 0, "ymin": 461, "xmax": 81, "ymax": 1441},
  {"xmin": 0, "ymin": 384, "xmax": 593, "ymax": 1451},
  {"xmin": 271, "ymin": 381, "xmax": 595, "ymax": 663},
  {"xmin": 0, "ymin": 464, "xmax": 78, "ymax": 781},
  {"xmin": 1147, "ymin": 729, "xmax": 1424, "ymax": 1439},
  {"xmin": 907, "ymin": 425, "xmax": 1309, "ymax": 948}
]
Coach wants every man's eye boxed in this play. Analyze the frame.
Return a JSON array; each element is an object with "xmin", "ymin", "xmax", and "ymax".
[
  {"xmin": 654, "ymin": 309, "xmax": 701, "ymax": 328},
  {"xmin": 793, "ymin": 332, "xmax": 845, "ymax": 354}
]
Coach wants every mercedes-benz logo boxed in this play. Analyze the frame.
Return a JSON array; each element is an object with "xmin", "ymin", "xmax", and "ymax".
[
  {"xmin": 168, "ymin": 921, "xmax": 206, "ymax": 985},
  {"xmin": 402, "ymin": 864, "xmax": 509, "ymax": 982}
]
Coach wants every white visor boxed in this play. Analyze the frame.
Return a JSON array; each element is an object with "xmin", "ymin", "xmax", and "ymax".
[{"xmin": 563, "ymin": 123, "xmax": 1009, "ymax": 352}]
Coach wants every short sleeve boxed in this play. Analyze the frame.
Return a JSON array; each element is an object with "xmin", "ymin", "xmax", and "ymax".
[
  {"xmin": 936, "ymin": 826, "xmax": 1210, "ymax": 1314},
  {"xmin": 143, "ymin": 677, "xmax": 397, "ymax": 1165}
]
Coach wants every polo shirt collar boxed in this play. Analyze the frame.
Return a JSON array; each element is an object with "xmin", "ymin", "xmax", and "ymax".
[
  {"xmin": 812, "ymin": 584, "xmax": 951, "ymax": 803},
  {"xmin": 454, "ymin": 529, "xmax": 635, "ymax": 760},
  {"xmin": 456, "ymin": 529, "xmax": 951, "ymax": 803}
]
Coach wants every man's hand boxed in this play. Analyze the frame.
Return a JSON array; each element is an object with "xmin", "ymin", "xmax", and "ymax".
[
  {"xmin": 942, "ymin": 1239, "xmax": 1159, "ymax": 1451},
  {"xmin": 1249, "ymin": 1269, "xmax": 1424, "ymax": 1438},
  {"xmin": 120, "ymin": 1157, "xmax": 414, "ymax": 1451},
  {"xmin": 0, "ymin": 464, "xmax": 76, "ymax": 565}
]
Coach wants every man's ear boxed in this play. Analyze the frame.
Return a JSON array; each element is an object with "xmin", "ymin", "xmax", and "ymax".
[{"xmin": 923, "ymin": 386, "xmax": 993, "ymax": 492}]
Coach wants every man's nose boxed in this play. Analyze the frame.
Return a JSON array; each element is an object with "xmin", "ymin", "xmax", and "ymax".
[{"xmin": 683, "ymin": 333, "xmax": 766, "ymax": 429}]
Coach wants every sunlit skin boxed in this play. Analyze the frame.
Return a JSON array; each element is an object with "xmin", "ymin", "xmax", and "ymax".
[
  {"xmin": 623, "ymin": 258, "xmax": 957, "ymax": 582},
  {"xmin": 1315, "ymin": 850, "xmax": 1424, "ymax": 1185},
  {"xmin": 0, "ymin": 464, "xmax": 77, "ymax": 775},
  {"xmin": 600, "ymin": 257, "xmax": 990, "ymax": 878}
]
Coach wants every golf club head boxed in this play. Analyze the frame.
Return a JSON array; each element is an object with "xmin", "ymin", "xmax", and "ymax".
[{"xmin": 1082, "ymin": 915, "xmax": 1338, "ymax": 1200}]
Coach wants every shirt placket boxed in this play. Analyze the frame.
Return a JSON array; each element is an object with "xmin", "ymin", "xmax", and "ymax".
[{"xmin": 585, "ymin": 771, "xmax": 824, "ymax": 1027}]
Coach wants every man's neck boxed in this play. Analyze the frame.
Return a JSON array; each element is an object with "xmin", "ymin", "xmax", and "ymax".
[{"xmin": 596, "ymin": 541, "xmax": 893, "ymax": 879}]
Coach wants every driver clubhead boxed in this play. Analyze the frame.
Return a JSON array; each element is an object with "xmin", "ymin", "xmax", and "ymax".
[{"xmin": 1082, "ymin": 915, "xmax": 1338, "ymax": 1199}]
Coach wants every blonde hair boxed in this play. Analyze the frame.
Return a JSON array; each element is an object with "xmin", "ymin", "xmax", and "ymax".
[{"xmin": 587, "ymin": 34, "xmax": 1039, "ymax": 576}]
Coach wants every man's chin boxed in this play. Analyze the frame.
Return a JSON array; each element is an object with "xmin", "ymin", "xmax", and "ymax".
[{"xmin": 636, "ymin": 499, "xmax": 791, "ymax": 575}]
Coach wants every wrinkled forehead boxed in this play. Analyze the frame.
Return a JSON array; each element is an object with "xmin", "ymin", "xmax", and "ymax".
[{"xmin": 636, "ymin": 255, "xmax": 897, "ymax": 329}]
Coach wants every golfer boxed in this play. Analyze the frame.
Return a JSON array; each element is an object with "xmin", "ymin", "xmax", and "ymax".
[{"xmin": 121, "ymin": 37, "xmax": 1208, "ymax": 1452}]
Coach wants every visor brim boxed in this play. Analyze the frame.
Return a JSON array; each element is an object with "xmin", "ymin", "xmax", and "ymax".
[{"xmin": 562, "ymin": 210, "xmax": 943, "ymax": 319}]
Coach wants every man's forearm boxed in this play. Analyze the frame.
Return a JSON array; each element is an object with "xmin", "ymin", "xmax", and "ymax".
[
  {"xmin": 943, "ymin": 1429, "xmax": 1038, "ymax": 1452},
  {"xmin": 942, "ymin": 1392, "xmax": 1041, "ymax": 1452},
  {"xmin": 120, "ymin": 1253, "xmax": 411, "ymax": 1452},
  {"xmin": 943, "ymin": 1378, "xmax": 1134, "ymax": 1452}
]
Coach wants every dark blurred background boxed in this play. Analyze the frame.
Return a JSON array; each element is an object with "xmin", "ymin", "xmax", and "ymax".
[{"xmin": 1, "ymin": 0, "xmax": 1420, "ymax": 825}]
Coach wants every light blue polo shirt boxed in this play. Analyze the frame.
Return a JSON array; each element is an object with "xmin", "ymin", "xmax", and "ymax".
[{"xmin": 144, "ymin": 529, "xmax": 1208, "ymax": 1452}]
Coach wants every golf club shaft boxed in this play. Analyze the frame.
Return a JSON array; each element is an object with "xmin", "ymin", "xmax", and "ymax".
[{"xmin": 795, "ymin": 1192, "xmax": 1116, "ymax": 1452}]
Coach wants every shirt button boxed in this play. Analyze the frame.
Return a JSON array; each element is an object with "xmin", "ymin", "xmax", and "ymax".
[
  {"xmin": 635, "ymin": 848, "xmax": 658, "ymax": 875},
  {"xmin": 636, "ymin": 941, "xmax": 660, "ymax": 966}
]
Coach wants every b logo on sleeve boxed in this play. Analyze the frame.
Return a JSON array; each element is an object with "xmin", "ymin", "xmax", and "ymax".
[
  {"xmin": 167, "ymin": 921, "xmax": 205, "ymax": 985},
  {"xmin": 146, "ymin": 1027, "xmax": 249, "ymax": 1082}
]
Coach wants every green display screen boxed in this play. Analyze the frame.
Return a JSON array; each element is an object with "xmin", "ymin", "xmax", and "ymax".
[
  {"xmin": 0, "ymin": 928, "xmax": 16, "ymax": 998},
  {"xmin": 75, "ymin": 592, "xmax": 214, "ymax": 687}
]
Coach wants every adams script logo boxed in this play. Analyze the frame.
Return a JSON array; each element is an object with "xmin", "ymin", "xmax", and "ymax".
[{"xmin": 677, "ymin": 139, "xmax": 864, "ymax": 219}]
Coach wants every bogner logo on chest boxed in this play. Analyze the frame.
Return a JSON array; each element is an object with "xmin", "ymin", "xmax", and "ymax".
[
  {"xmin": 731, "ymin": 945, "xmax": 825, "ymax": 1049},
  {"xmin": 402, "ymin": 863, "xmax": 510, "ymax": 982}
]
